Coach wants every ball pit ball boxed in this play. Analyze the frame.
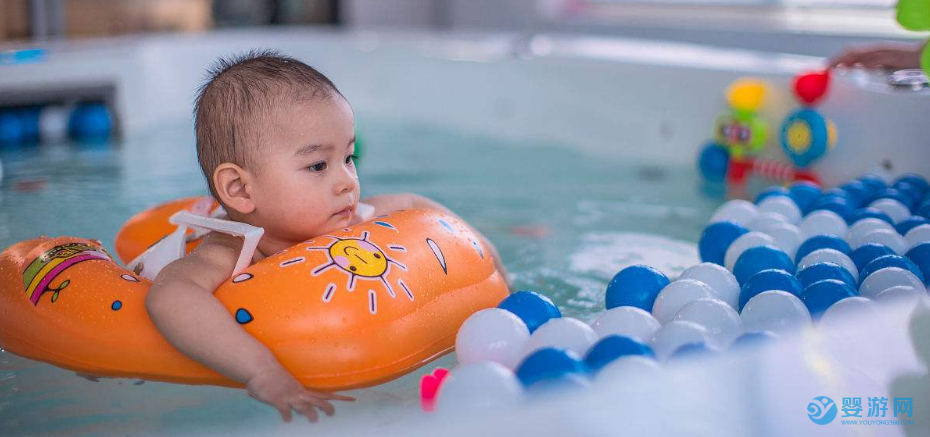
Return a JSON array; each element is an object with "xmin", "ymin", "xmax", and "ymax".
[
  {"xmin": 800, "ymin": 279, "xmax": 858, "ymax": 318},
  {"xmin": 788, "ymin": 181, "xmax": 822, "ymax": 214},
  {"xmin": 859, "ymin": 255, "xmax": 925, "ymax": 285},
  {"xmin": 904, "ymin": 224, "xmax": 930, "ymax": 251},
  {"xmin": 733, "ymin": 245, "xmax": 795, "ymax": 285},
  {"xmin": 651, "ymin": 279, "xmax": 716, "ymax": 324},
  {"xmin": 698, "ymin": 143, "xmax": 730, "ymax": 183},
  {"xmin": 455, "ymin": 308, "xmax": 530, "ymax": 369},
  {"xmin": 797, "ymin": 249, "xmax": 860, "ymax": 282},
  {"xmin": 594, "ymin": 356, "xmax": 662, "ymax": 385},
  {"xmin": 796, "ymin": 262, "xmax": 857, "ymax": 290},
  {"xmin": 724, "ymin": 232, "xmax": 776, "ymax": 273},
  {"xmin": 583, "ymin": 335, "xmax": 655, "ymax": 373},
  {"xmin": 589, "ymin": 306, "xmax": 661, "ymax": 343},
  {"xmin": 515, "ymin": 347, "xmax": 588, "ymax": 388},
  {"xmin": 710, "ymin": 199, "xmax": 759, "ymax": 227},
  {"xmin": 699, "ymin": 221, "xmax": 749, "ymax": 266},
  {"xmin": 799, "ymin": 210, "xmax": 848, "ymax": 239},
  {"xmin": 649, "ymin": 321, "xmax": 710, "ymax": 360},
  {"xmin": 437, "ymin": 362, "xmax": 523, "ymax": 412},
  {"xmin": 819, "ymin": 297, "xmax": 879, "ymax": 329},
  {"xmin": 852, "ymin": 229, "xmax": 907, "ymax": 255},
  {"xmin": 605, "ymin": 265, "xmax": 671, "ymax": 311},
  {"xmin": 497, "ymin": 291, "xmax": 562, "ymax": 334},
  {"xmin": 730, "ymin": 330, "xmax": 779, "ymax": 349},
  {"xmin": 756, "ymin": 222, "xmax": 804, "ymax": 260},
  {"xmin": 809, "ymin": 195, "xmax": 853, "ymax": 221},
  {"xmin": 897, "ymin": 216, "xmax": 929, "ymax": 236},
  {"xmin": 795, "ymin": 234, "xmax": 852, "ymax": 264},
  {"xmin": 740, "ymin": 269, "xmax": 804, "ymax": 311},
  {"xmin": 869, "ymin": 198, "xmax": 911, "ymax": 225},
  {"xmin": 678, "ymin": 262, "xmax": 740, "ymax": 310},
  {"xmin": 906, "ymin": 243, "xmax": 930, "ymax": 285},
  {"xmin": 757, "ymin": 196, "xmax": 802, "ymax": 224},
  {"xmin": 850, "ymin": 243, "xmax": 896, "ymax": 272},
  {"xmin": 522, "ymin": 317, "xmax": 598, "ymax": 359},
  {"xmin": 672, "ymin": 297, "xmax": 741, "ymax": 347},
  {"xmin": 755, "ymin": 186, "xmax": 791, "ymax": 204},
  {"xmin": 859, "ymin": 267, "xmax": 925, "ymax": 299},
  {"xmin": 847, "ymin": 207, "xmax": 894, "ymax": 227},
  {"xmin": 740, "ymin": 290, "xmax": 812, "ymax": 335}
]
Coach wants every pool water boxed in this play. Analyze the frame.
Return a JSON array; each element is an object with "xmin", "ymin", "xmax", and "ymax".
[{"xmin": 0, "ymin": 117, "xmax": 722, "ymax": 436}]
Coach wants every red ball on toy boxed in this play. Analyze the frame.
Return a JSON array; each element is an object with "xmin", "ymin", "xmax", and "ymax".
[{"xmin": 793, "ymin": 70, "xmax": 831, "ymax": 105}]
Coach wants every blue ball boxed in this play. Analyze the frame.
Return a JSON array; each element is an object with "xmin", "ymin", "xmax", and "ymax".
[
  {"xmin": 893, "ymin": 181, "xmax": 923, "ymax": 205},
  {"xmin": 800, "ymin": 279, "xmax": 858, "ymax": 317},
  {"xmin": 839, "ymin": 180, "xmax": 871, "ymax": 208},
  {"xmin": 730, "ymin": 331, "xmax": 779, "ymax": 349},
  {"xmin": 498, "ymin": 291, "xmax": 562, "ymax": 333},
  {"xmin": 809, "ymin": 195, "xmax": 853, "ymax": 222},
  {"xmin": 698, "ymin": 143, "xmax": 729, "ymax": 183},
  {"xmin": 583, "ymin": 335, "xmax": 654, "ymax": 372},
  {"xmin": 905, "ymin": 243, "xmax": 930, "ymax": 286},
  {"xmin": 0, "ymin": 110, "xmax": 23, "ymax": 147},
  {"xmin": 795, "ymin": 235, "xmax": 852, "ymax": 264},
  {"xmin": 860, "ymin": 255, "xmax": 925, "ymax": 285},
  {"xmin": 918, "ymin": 199, "xmax": 930, "ymax": 219},
  {"xmin": 739, "ymin": 269, "xmax": 803, "ymax": 311},
  {"xmin": 875, "ymin": 188, "xmax": 914, "ymax": 210},
  {"xmin": 68, "ymin": 102, "xmax": 112, "ymax": 143},
  {"xmin": 895, "ymin": 173, "xmax": 929, "ymax": 195},
  {"xmin": 896, "ymin": 216, "xmax": 929, "ymax": 236},
  {"xmin": 850, "ymin": 243, "xmax": 896, "ymax": 272},
  {"xmin": 668, "ymin": 342, "xmax": 714, "ymax": 360},
  {"xmin": 796, "ymin": 262, "xmax": 857, "ymax": 290},
  {"xmin": 733, "ymin": 245, "xmax": 795, "ymax": 286},
  {"xmin": 789, "ymin": 181, "xmax": 821, "ymax": 214},
  {"xmin": 847, "ymin": 207, "xmax": 894, "ymax": 226},
  {"xmin": 515, "ymin": 347, "xmax": 588, "ymax": 388},
  {"xmin": 755, "ymin": 186, "xmax": 791, "ymax": 204},
  {"xmin": 605, "ymin": 265, "xmax": 671, "ymax": 311},
  {"xmin": 858, "ymin": 174, "xmax": 887, "ymax": 193},
  {"xmin": 699, "ymin": 221, "xmax": 749, "ymax": 266},
  {"xmin": 17, "ymin": 107, "xmax": 40, "ymax": 144}
]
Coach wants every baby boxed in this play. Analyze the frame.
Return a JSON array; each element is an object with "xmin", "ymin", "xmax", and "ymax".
[{"xmin": 145, "ymin": 50, "xmax": 505, "ymax": 423}]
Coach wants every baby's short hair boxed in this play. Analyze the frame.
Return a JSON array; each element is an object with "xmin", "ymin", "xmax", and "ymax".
[{"xmin": 194, "ymin": 49, "xmax": 342, "ymax": 199}]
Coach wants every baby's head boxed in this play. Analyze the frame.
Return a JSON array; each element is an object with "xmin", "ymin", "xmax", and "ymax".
[{"xmin": 195, "ymin": 50, "xmax": 358, "ymax": 246}]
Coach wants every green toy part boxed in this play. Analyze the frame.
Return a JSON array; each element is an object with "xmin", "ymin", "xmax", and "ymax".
[{"xmin": 896, "ymin": 0, "xmax": 930, "ymax": 77}]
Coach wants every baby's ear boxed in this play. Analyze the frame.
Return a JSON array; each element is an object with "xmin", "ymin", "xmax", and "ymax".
[{"xmin": 213, "ymin": 163, "xmax": 256, "ymax": 215}]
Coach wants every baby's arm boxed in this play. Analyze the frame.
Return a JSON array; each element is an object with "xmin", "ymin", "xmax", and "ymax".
[
  {"xmin": 145, "ymin": 233, "xmax": 352, "ymax": 422},
  {"xmin": 363, "ymin": 194, "xmax": 509, "ymax": 283}
]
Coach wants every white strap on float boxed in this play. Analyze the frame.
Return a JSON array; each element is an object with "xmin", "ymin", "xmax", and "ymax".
[
  {"xmin": 356, "ymin": 202, "xmax": 375, "ymax": 221},
  {"xmin": 127, "ymin": 210, "xmax": 263, "ymax": 281},
  {"xmin": 168, "ymin": 211, "xmax": 264, "ymax": 278}
]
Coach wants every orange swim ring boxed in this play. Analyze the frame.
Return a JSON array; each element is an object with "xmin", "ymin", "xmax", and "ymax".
[{"xmin": 0, "ymin": 205, "xmax": 508, "ymax": 389}]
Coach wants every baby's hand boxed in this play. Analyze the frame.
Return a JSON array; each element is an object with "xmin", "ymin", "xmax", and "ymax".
[
  {"xmin": 246, "ymin": 366, "xmax": 355, "ymax": 422},
  {"xmin": 828, "ymin": 42, "xmax": 923, "ymax": 70}
]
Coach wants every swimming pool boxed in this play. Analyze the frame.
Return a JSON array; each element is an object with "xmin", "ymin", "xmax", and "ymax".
[{"xmin": 1, "ymin": 29, "xmax": 928, "ymax": 436}]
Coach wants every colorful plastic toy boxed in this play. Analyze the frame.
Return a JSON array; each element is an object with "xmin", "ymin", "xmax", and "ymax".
[
  {"xmin": 780, "ymin": 71, "xmax": 837, "ymax": 168},
  {"xmin": 715, "ymin": 78, "xmax": 768, "ymax": 160},
  {"xmin": 896, "ymin": 0, "xmax": 930, "ymax": 78}
]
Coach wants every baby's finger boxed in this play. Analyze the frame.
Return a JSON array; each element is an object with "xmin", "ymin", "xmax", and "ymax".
[
  {"xmin": 302, "ymin": 395, "xmax": 336, "ymax": 416},
  {"xmin": 275, "ymin": 403, "xmax": 293, "ymax": 422},
  {"xmin": 294, "ymin": 399, "xmax": 320, "ymax": 423},
  {"xmin": 320, "ymin": 392, "xmax": 356, "ymax": 402}
]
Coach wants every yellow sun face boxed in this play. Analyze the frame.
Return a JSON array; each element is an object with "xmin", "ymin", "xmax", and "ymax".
[
  {"xmin": 786, "ymin": 120, "xmax": 812, "ymax": 154},
  {"xmin": 329, "ymin": 239, "xmax": 388, "ymax": 277}
]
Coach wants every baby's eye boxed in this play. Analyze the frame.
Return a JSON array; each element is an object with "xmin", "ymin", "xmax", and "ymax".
[
  {"xmin": 346, "ymin": 154, "xmax": 358, "ymax": 165},
  {"xmin": 308, "ymin": 161, "xmax": 327, "ymax": 172}
]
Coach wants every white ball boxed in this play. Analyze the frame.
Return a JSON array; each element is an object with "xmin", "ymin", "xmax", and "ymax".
[
  {"xmin": 678, "ymin": 262, "xmax": 740, "ymax": 310},
  {"xmin": 852, "ymin": 228, "xmax": 907, "ymax": 254},
  {"xmin": 869, "ymin": 199, "xmax": 911, "ymax": 225},
  {"xmin": 799, "ymin": 210, "xmax": 848, "ymax": 239},
  {"xmin": 748, "ymin": 212, "xmax": 789, "ymax": 232},
  {"xmin": 757, "ymin": 222, "xmax": 804, "ymax": 261},
  {"xmin": 905, "ymin": 224, "xmax": 930, "ymax": 251},
  {"xmin": 594, "ymin": 356, "xmax": 662, "ymax": 384},
  {"xmin": 710, "ymin": 199, "xmax": 759, "ymax": 226},
  {"xmin": 649, "ymin": 321, "xmax": 710, "ymax": 360},
  {"xmin": 590, "ymin": 306, "xmax": 661, "ymax": 343},
  {"xmin": 847, "ymin": 219, "xmax": 895, "ymax": 247},
  {"xmin": 819, "ymin": 297, "xmax": 879, "ymax": 329},
  {"xmin": 436, "ymin": 362, "xmax": 523, "ymax": 412},
  {"xmin": 652, "ymin": 279, "xmax": 716, "ymax": 324},
  {"xmin": 455, "ymin": 308, "xmax": 530, "ymax": 369},
  {"xmin": 797, "ymin": 249, "xmax": 859, "ymax": 283},
  {"xmin": 758, "ymin": 196, "xmax": 802, "ymax": 224},
  {"xmin": 876, "ymin": 285, "xmax": 926, "ymax": 307},
  {"xmin": 522, "ymin": 317, "xmax": 597, "ymax": 359},
  {"xmin": 740, "ymin": 290, "xmax": 812, "ymax": 335},
  {"xmin": 859, "ymin": 267, "xmax": 925, "ymax": 299},
  {"xmin": 724, "ymin": 232, "xmax": 776, "ymax": 272},
  {"xmin": 672, "ymin": 298, "xmax": 742, "ymax": 348},
  {"xmin": 39, "ymin": 105, "xmax": 69, "ymax": 144}
]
